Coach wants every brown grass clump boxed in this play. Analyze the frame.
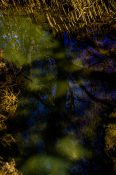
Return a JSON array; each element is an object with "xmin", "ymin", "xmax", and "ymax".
[
  {"xmin": 0, "ymin": 114, "xmax": 7, "ymax": 131},
  {"xmin": 1, "ymin": 134, "xmax": 16, "ymax": 147},
  {"xmin": 0, "ymin": 159, "xmax": 22, "ymax": 175},
  {"xmin": 0, "ymin": 63, "xmax": 6, "ymax": 72},
  {"xmin": 105, "ymin": 123, "xmax": 116, "ymax": 174},
  {"xmin": 105, "ymin": 123, "xmax": 116, "ymax": 152},
  {"xmin": 0, "ymin": 89, "xmax": 19, "ymax": 116}
]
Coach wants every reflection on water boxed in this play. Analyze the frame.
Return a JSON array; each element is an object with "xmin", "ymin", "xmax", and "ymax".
[
  {"xmin": 22, "ymin": 155, "xmax": 70, "ymax": 175},
  {"xmin": 0, "ymin": 12, "xmax": 116, "ymax": 175},
  {"xmin": 56, "ymin": 135, "xmax": 92, "ymax": 161}
]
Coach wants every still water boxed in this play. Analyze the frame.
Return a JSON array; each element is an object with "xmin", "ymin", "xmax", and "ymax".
[{"xmin": 0, "ymin": 15, "xmax": 116, "ymax": 175}]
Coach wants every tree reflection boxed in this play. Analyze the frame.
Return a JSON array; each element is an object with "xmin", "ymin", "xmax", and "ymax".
[
  {"xmin": 22, "ymin": 155, "xmax": 70, "ymax": 175},
  {"xmin": 0, "ymin": 7, "xmax": 116, "ymax": 175}
]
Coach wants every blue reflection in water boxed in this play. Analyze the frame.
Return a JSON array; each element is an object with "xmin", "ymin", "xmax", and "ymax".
[
  {"xmin": 4, "ymin": 30, "xmax": 115, "ymax": 174},
  {"xmin": 26, "ymin": 100, "xmax": 48, "ymax": 127},
  {"xmin": 37, "ymin": 140, "xmax": 45, "ymax": 153}
]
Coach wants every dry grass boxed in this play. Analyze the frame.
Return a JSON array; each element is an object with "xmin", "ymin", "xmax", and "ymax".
[
  {"xmin": 0, "ymin": 114, "xmax": 7, "ymax": 131},
  {"xmin": 0, "ymin": 63, "xmax": 6, "ymax": 72},
  {"xmin": 0, "ymin": 159, "xmax": 22, "ymax": 175},
  {"xmin": 0, "ymin": 88, "xmax": 19, "ymax": 116}
]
